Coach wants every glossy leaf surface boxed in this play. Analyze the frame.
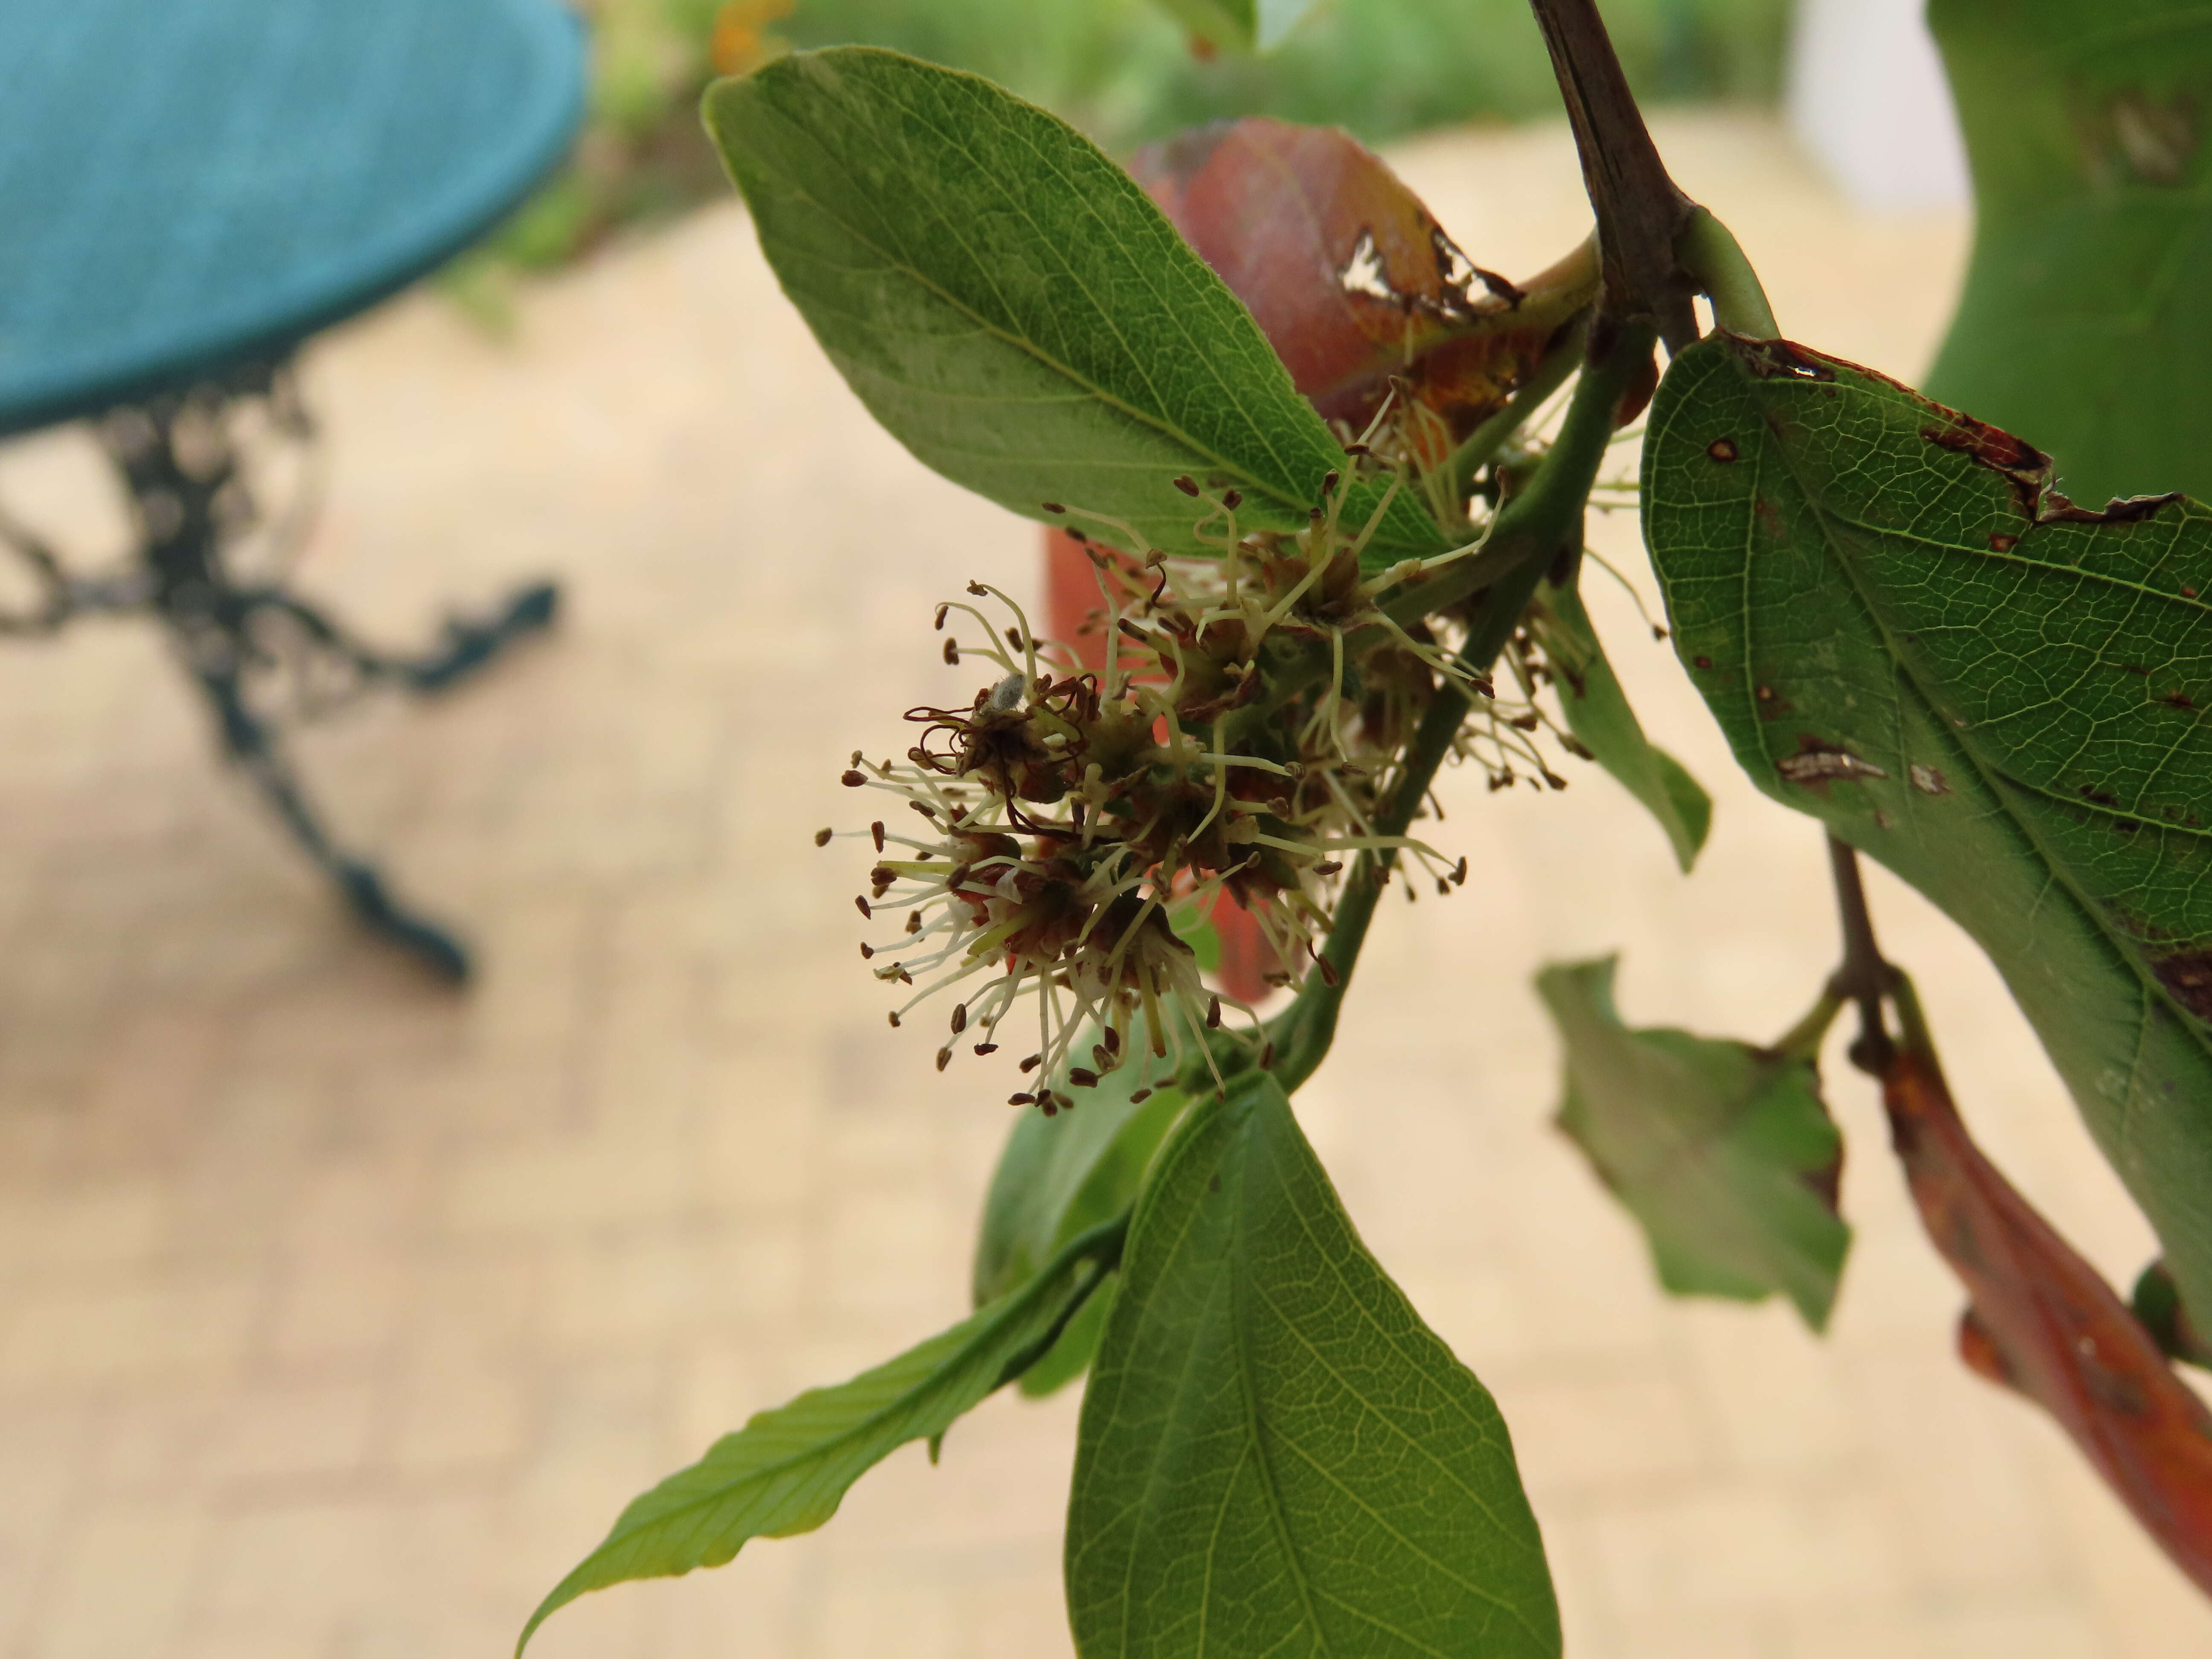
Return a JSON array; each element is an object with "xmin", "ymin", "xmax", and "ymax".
[
  {"xmin": 1533, "ymin": 579, "xmax": 1710, "ymax": 871},
  {"xmin": 1128, "ymin": 117, "xmax": 1594, "ymax": 445},
  {"xmin": 704, "ymin": 50, "xmax": 1447, "ymax": 560},
  {"xmin": 1644, "ymin": 332, "xmax": 2212, "ymax": 1325},
  {"xmin": 519, "ymin": 1220, "xmax": 1119, "ymax": 1653},
  {"xmin": 1537, "ymin": 958, "xmax": 1846, "ymax": 1329},
  {"xmin": 1068, "ymin": 1074, "xmax": 1559, "ymax": 1659},
  {"xmin": 1881, "ymin": 1036, "xmax": 2212, "ymax": 1595},
  {"xmin": 1927, "ymin": 0, "xmax": 2212, "ymax": 502}
]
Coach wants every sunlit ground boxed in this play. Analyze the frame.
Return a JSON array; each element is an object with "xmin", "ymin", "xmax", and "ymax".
[{"xmin": 0, "ymin": 111, "xmax": 2205, "ymax": 1658}]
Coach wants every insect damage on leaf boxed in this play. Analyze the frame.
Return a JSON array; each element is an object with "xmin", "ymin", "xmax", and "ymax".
[
  {"xmin": 1127, "ymin": 117, "xmax": 1596, "ymax": 461},
  {"xmin": 1643, "ymin": 329, "xmax": 2212, "ymax": 1327},
  {"xmin": 1880, "ymin": 1040, "xmax": 2212, "ymax": 1597}
]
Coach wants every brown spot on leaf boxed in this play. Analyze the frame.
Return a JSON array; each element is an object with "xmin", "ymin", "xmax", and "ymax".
[
  {"xmin": 2162, "ymin": 690, "xmax": 2198, "ymax": 711},
  {"xmin": 1694, "ymin": 655, "xmax": 1714, "ymax": 670},
  {"xmin": 2156, "ymin": 952, "xmax": 2212, "ymax": 1021},
  {"xmin": 2079, "ymin": 783, "xmax": 2121, "ymax": 808},
  {"xmin": 1910, "ymin": 764, "xmax": 1950, "ymax": 796},
  {"xmin": 1924, "ymin": 418, "xmax": 2052, "ymax": 517},
  {"xmin": 1990, "ymin": 533, "xmax": 2019, "ymax": 552},
  {"xmin": 2044, "ymin": 490, "xmax": 2184, "ymax": 526},
  {"xmin": 1707, "ymin": 437, "xmax": 1739, "ymax": 463}
]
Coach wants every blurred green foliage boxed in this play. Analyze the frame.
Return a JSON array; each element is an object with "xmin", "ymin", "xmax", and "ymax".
[{"xmin": 444, "ymin": 0, "xmax": 1787, "ymax": 316}]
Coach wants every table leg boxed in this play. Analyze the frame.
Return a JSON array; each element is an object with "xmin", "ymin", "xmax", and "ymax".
[{"xmin": 86, "ymin": 358, "xmax": 558, "ymax": 981}]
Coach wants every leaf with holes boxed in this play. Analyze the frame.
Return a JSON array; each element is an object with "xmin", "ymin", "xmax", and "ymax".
[
  {"xmin": 518, "ymin": 1218, "xmax": 1122, "ymax": 1653},
  {"xmin": 1067, "ymin": 1073, "xmax": 1559, "ymax": 1659},
  {"xmin": 1532, "ymin": 578, "xmax": 1711, "ymax": 871},
  {"xmin": 1643, "ymin": 330, "xmax": 2212, "ymax": 1328},
  {"xmin": 1537, "ymin": 957, "xmax": 1846, "ymax": 1329},
  {"xmin": 704, "ymin": 49, "xmax": 1448, "ymax": 561}
]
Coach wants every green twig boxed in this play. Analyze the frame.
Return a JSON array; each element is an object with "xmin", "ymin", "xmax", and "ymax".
[
  {"xmin": 1675, "ymin": 208, "xmax": 1780, "ymax": 338},
  {"xmin": 1269, "ymin": 317, "xmax": 1659, "ymax": 1092},
  {"xmin": 1440, "ymin": 314, "xmax": 1590, "ymax": 506}
]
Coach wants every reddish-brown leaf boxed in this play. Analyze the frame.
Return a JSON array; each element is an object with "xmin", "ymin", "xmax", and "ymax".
[
  {"xmin": 1126, "ymin": 119, "xmax": 1596, "ymax": 448},
  {"xmin": 1882, "ymin": 1048, "xmax": 2212, "ymax": 1593}
]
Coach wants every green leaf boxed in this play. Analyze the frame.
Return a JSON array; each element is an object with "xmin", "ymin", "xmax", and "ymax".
[
  {"xmin": 971, "ymin": 1048, "xmax": 1187, "ymax": 1397},
  {"xmin": 1642, "ymin": 331, "xmax": 2212, "ymax": 1327},
  {"xmin": 1018, "ymin": 1279, "xmax": 1117, "ymax": 1398},
  {"xmin": 702, "ymin": 49, "xmax": 1447, "ymax": 561},
  {"xmin": 973, "ymin": 1048, "xmax": 1188, "ymax": 1308},
  {"xmin": 1927, "ymin": 0, "xmax": 2212, "ymax": 503},
  {"xmin": 1067, "ymin": 1074, "xmax": 1560, "ymax": 1659},
  {"xmin": 1536, "ymin": 957, "xmax": 1848, "ymax": 1330},
  {"xmin": 1534, "ymin": 577, "xmax": 1712, "ymax": 870},
  {"xmin": 517, "ymin": 1217, "xmax": 1122, "ymax": 1654}
]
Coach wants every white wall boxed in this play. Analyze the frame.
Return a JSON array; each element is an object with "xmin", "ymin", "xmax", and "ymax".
[{"xmin": 1786, "ymin": 0, "xmax": 1971, "ymax": 210}]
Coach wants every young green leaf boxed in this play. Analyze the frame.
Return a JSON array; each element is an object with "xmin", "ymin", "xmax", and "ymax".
[
  {"xmin": 1533, "ymin": 578, "xmax": 1711, "ymax": 870},
  {"xmin": 1643, "ymin": 331, "xmax": 2212, "ymax": 1328},
  {"xmin": 516, "ymin": 1217, "xmax": 1122, "ymax": 1655},
  {"xmin": 970, "ymin": 1052, "xmax": 1186, "ymax": 1399},
  {"xmin": 972, "ymin": 1054, "xmax": 1187, "ymax": 1307},
  {"xmin": 1536, "ymin": 957, "xmax": 1848, "ymax": 1330},
  {"xmin": 1926, "ymin": 0, "xmax": 2212, "ymax": 504},
  {"xmin": 1067, "ymin": 1074, "xmax": 1560, "ymax": 1659},
  {"xmin": 703, "ymin": 49, "xmax": 1447, "ymax": 561}
]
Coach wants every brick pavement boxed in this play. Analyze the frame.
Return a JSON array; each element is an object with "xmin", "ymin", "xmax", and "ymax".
[{"xmin": 1, "ymin": 112, "xmax": 2207, "ymax": 1657}]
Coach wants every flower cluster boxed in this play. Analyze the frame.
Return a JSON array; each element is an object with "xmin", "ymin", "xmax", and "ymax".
[{"xmin": 820, "ymin": 460, "xmax": 1620, "ymax": 1112}]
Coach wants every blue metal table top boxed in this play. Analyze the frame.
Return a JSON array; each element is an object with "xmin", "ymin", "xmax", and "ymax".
[{"xmin": 0, "ymin": 0, "xmax": 587, "ymax": 439}]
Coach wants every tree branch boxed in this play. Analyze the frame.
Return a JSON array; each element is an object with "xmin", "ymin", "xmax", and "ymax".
[
  {"xmin": 1826, "ymin": 833, "xmax": 1900, "ymax": 1074},
  {"xmin": 1526, "ymin": 0, "xmax": 1700, "ymax": 349}
]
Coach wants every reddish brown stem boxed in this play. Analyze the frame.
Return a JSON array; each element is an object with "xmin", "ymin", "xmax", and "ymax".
[{"xmin": 1525, "ymin": 0, "xmax": 1699, "ymax": 347}]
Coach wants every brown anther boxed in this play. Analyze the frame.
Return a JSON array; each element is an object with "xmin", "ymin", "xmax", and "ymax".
[
  {"xmin": 1173, "ymin": 475, "xmax": 1199, "ymax": 497},
  {"xmin": 814, "ymin": 827, "xmax": 833, "ymax": 847},
  {"xmin": 1222, "ymin": 488, "xmax": 1243, "ymax": 509},
  {"xmin": 1117, "ymin": 619, "xmax": 1148, "ymax": 642},
  {"xmin": 974, "ymin": 1042, "xmax": 998, "ymax": 1056},
  {"xmin": 1257, "ymin": 1040, "xmax": 1275, "ymax": 1070},
  {"xmin": 1321, "ymin": 469, "xmax": 1339, "ymax": 495},
  {"xmin": 1092, "ymin": 1044, "xmax": 1113, "ymax": 1069},
  {"xmin": 1452, "ymin": 856, "xmax": 1468, "ymax": 886},
  {"xmin": 1020, "ymin": 1054, "xmax": 1043, "ymax": 1074},
  {"xmin": 1009, "ymin": 1092, "xmax": 1035, "ymax": 1106},
  {"xmin": 1069, "ymin": 1068, "xmax": 1100, "ymax": 1089},
  {"xmin": 1005, "ymin": 626, "xmax": 1023, "ymax": 649},
  {"xmin": 1344, "ymin": 442, "xmax": 1371, "ymax": 457},
  {"xmin": 950, "ymin": 1004, "xmax": 967, "ymax": 1035},
  {"xmin": 934, "ymin": 602, "xmax": 950, "ymax": 630},
  {"xmin": 1207, "ymin": 995, "xmax": 1222, "ymax": 1030},
  {"xmin": 888, "ymin": 1011, "xmax": 901, "ymax": 1028},
  {"xmin": 860, "ymin": 943, "xmax": 875, "ymax": 959},
  {"xmin": 943, "ymin": 637, "xmax": 960, "ymax": 665},
  {"xmin": 905, "ymin": 912, "xmax": 922, "ymax": 935},
  {"xmin": 1042, "ymin": 501, "xmax": 1066, "ymax": 514},
  {"xmin": 855, "ymin": 896, "xmax": 872, "ymax": 919},
  {"xmin": 1130, "ymin": 1088, "xmax": 1153, "ymax": 1104},
  {"xmin": 910, "ymin": 800, "xmax": 937, "ymax": 820},
  {"xmin": 946, "ymin": 863, "xmax": 972, "ymax": 890},
  {"xmin": 967, "ymin": 580, "xmax": 989, "ymax": 596},
  {"xmin": 841, "ymin": 769, "xmax": 868, "ymax": 787},
  {"xmin": 871, "ymin": 821, "xmax": 886, "ymax": 852},
  {"xmin": 935, "ymin": 1047, "xmax": 952, "ymax": 1072},
  {"xmin": 1103, "ymin": 1026, "xmax": 1122, "ymax": 1054},
  {"xmin": 869, "ymin": 864, "xmax": 894, "ymax": 888},
  {"xmin": 1314, "ymin": 860, "xmax": 1344, "ymax": 876}
]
